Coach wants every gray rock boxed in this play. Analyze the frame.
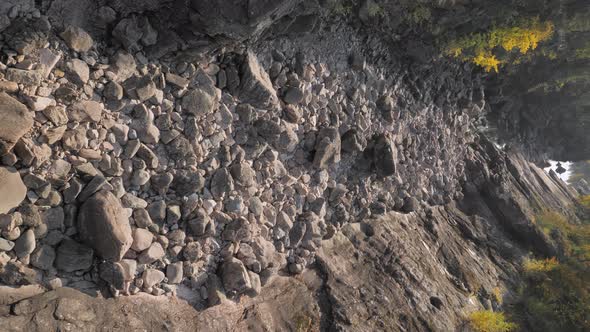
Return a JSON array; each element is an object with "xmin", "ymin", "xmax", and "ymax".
[
  {"xmin": 131, "ymin": 228, "xmax": 153, "ymax": 252},
  {"xmin": 99, "ymin": 261, "xmax": 125, "ymax": 290},
  {"xmin": 172, "ymin": 170, "xmax": 205, "ymax": 196},
  {"xmin": 42, "ymin": 105, "xmax": 68, "ymax": 126},
  {"xmin": 30, "ymin": 245, "xmax": 56, "ymax": 270},
  {"xmin": 110, "ymin": 51, "xmax": 137, "ymax": 82},
  {"xmin": 313, "ymin": 127, "xmax": 341, "ymax": 169},
  {"xmin": 211, "ymin": 168, "xmax": 234, "ymax": 200},
  {"xmin": 341, "ymin": 129, "xmax": 365, "ymax": 153},
  {"xmin": 66, "ymin": 59, "xmax": 89, "ymax": 86},
  {"xmin": 283, "ymin": 86, "xmax": 304, "ymax": 104},
  {"xmin": 55, "ymin": 239, "xmax": 94, "ymax": 272},
  {"xmin": 230, "ymin": 162, "xmax": 256, "ymax": 187},
  {"xmin": 5, "ymin": 69, "xmax": 43, "ymax": 85},
  {"xmin": 220, "ymin": 257, "xmax": 252, "ymax": 296},
  {"xmin": 14, "ymin": 229, "xmax": 35, "ymax": 258},
  {"xmin": 166, "ymin": 262, "xmax": 183, "ymax": 284},
  {"xmin": 104, "ymin": 81, "xmax": 124, "ymax": 100},
  {"xmin": 0, "ymin": 167, "xmax": 27, "ymax": 214},
  {"xmin": 123, "ymin": 76, "xmax": 156, "ymax": 101},
  {"xmin": 181, "ymin": 88, "xmax": 218, "ymax": 117},
  {"xmin": 373, "ymin": 134, "xmax": 397, "ymax": 177},
  {"xmin": 138, "ymin": 242, "xmax": 165, "ymax": 264},
  {"xmin": 401, "ymin": 197, "xmax": 419, "ymax": 213},
  {"xmin": 77, "ymin": 176, "xmax": 107, "ymax": 202},
  {"xmin": 0, "ymin": 92, "xmax": 34, "ymax": 155},
  {"xmin": 142, "ymin": 268, "xmax": 165, "ymax": 288},
  {"xmin": 60, "ymin": 25, "xmax": 93, "ymax": 52},
  {"xmin": 0, "ymin": 237, "xmax": 14, "ymax": 251},
  {"xmin": 150, "ymin": 173, "xmax": 173, "ymax": 194},
  {"xmin": 78, "ymin": 191, "xmax": 132, "ymax": 262},
  {"xmin": 133, "ymin": 208, "xmax": 153, "ymax": 228},
  {"xmin": 166, "ymin": 136, "xmax": 195, "ymax": 160},
  {"xmin": 188, "ymin": 209, "xmax": 212, "ymax": 237},
  {"xmin": 182, "ymin": 241, "xmax": 202, "ymax": 262},
  {"xmin": 239, "ymin": 51, "xmax": 278, "ymax": 109}
]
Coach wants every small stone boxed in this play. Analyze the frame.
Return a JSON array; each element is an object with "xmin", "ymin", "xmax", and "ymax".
[
  {"xmin": 0, "ymin": 237, "xmax": 14, "ymax": 251},
  {"xmin": 283, "ymin": 86, "xmax": 304, "ymax": 104},
  {"xmin": 0, "ymin": 92, "xmax": 34, "ymax": 155}
]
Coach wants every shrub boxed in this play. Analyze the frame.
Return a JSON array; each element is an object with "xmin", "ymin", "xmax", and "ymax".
[
  {"xmin": 446, "ymin": 17, "xmax": 554, "ymax": 72},
  {"xmin": 468, "ymin": 311, "xmax": 517, "ymax": 332},
  {"xmin": 523, "ymin": 257, "xmax": 559, "ymax": 273}
]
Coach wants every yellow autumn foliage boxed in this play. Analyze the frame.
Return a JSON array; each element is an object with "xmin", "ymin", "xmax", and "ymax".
[
  {"xmin": 446, "ymin": 17, "xmax": 554, "ymax": 72},
  {"xmin": 523, "ymin": 257, "xmax": 560, "ymax": 273},
  {"xmin": 468, "ymin": 311, "xmax": 517, "ymax": 332}
]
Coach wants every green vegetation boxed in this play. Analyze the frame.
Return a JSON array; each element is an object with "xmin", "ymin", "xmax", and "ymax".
[
  {"xmin": 366, "ymin": 2, "xmax": 384, "ymax": 18},
  {"xmin": 468, "ymin": 311, "xmax": 516, "ymax": 332},
  {"xmin": 510, "ymin": 211, "xmax": 590, "ymax": 331},
  {"xmin": 407, "ymin": 5, "xmax": 431, "ymax": 25},
  {"xmin": 446, "ymin": 17, "xmax": 554, "ymax": 72}
]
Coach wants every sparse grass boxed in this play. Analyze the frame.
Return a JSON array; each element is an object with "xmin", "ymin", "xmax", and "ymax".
[{"xmin": 407, "ymin": 5, "xmax": 431, "ymax": 25}]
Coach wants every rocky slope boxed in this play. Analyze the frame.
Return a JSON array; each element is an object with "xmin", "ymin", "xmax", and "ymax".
[{"xmin": 0, "ymin": 1, "xmax": 584, "ymax": 331}]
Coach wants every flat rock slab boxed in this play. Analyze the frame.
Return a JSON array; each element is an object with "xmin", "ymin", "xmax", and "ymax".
[{"xmin": 0, "ymin": 92, "xmax": 33, "ymax": 155}]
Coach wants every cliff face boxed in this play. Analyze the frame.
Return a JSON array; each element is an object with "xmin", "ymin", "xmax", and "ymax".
[{"xmin": 0, "ymin": 1, "xmax": 585, "ymax": 331}]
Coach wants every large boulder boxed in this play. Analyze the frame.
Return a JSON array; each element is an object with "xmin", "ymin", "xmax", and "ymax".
[
  {"xmin": 0, "ymin": 167, "xmax": 27, "ymax": 214},
  {"xmin": 239, "ymin": 51, "xmax": 278, "ymax": 109},
  {"xmin": 0, "ymin": 92, "xmax": 33, "ymax": 155},
  {"xmin": 77, "ymin": 191, "xmax": 132, "ymax": 261}
]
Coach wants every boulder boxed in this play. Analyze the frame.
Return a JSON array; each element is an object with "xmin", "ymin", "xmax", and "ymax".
[
  {"xmin": 0, "ymin": 167, "xmax": 27, "ymax": 214},
  {"xmin": 77, "ymin": 191, "xmax": 132, "ymax": 261},
  {"xmin": 239, "ymin": 51, "xmax": 278, "ymax": 109},
  {"xmin": 0, "ymin": 92, "xmax": 33, "ymax": 155}
]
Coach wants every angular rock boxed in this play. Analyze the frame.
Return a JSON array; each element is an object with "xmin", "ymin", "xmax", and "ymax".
[
  {"xmin": 220, "ymin": 257, "xmax": 252, "ymax": 296},
  {"xmin": 30, "ymin": 245, "xmax": 56, "ymax": 270},
  {"xmin": 239, "ymin": 51, "xmax": 278, "ymax": 109},
  {"xmin": 78, "ymin": 191, "xmax": 132, "ymax": 261},
  {"xmin": 0, "ymin": 167, "xmax": 26, "ymax": 214},
  {"xmin": 5, "ymin": 69, "xmax": 43, "ymax": 85},
  {"xmin": 230, "ymin": 162, "xmax": 256, "ymax": 187},
  {"xmin": 166, "ymin": 262, "xmax": 183, "ymax": 284},
  {"xmin": 65, "ymin": 59, "xmax": 89, "ymax": 86},
  {"xmin": 313, "ymin": 127, "xmax": 341, "ymax": 169},
  {"xmin": 138, "ymin": 242, "xmax": 164, "ymax": 264},
  {"xmin": 99, "ymin": 261, "xmax": 125, "ymax": 290},
  {"xmin": 181, "ymin": 88, "xmax": 218, "ymax": 117},
  {"xmin": 60, "ymin": 25, "xmax": 93, "ymax": 52},
  {"xmin": 142, "ymin": 268, "xmax": 165, "ymax": 288},
  {"xmin": 131, "ymin": 228, "xmax": 153, "ymax": 252},
  {"xmin": 373, "ymin": 134, "xmax": 397, "ymax": 177},
  {"xmin": 0, "ymin": 92, "xmax": 34, "ymax": 155},
  {"xmin": 211, "ymin": 168, "xmax": 234, "ymax": 200},
  {"xmin": 55, "ymin": 240, "xmax": 94, "ymax": 272}
]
